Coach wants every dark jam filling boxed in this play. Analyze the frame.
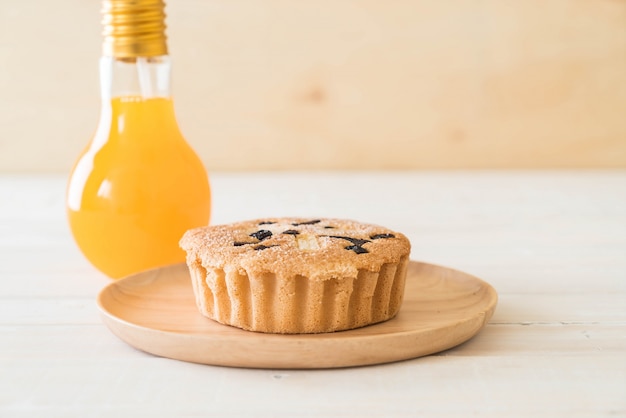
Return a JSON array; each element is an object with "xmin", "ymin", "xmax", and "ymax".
[
  {"xmin": 250, "ymin": 229, "xmax": 273, "ymax": 241},
  {"xmin": 345, "ymin": 245, "xmax": 369, "ymax": 254},
  {"xmin": 323, "ymin": 235, "xmax": 371, "ymax": 254},
  {"xmin": 325, "ymin": 235, "xmax": 371, "ymax": 246},
  {"xmin": 234, "ymin": 229, "xmax": 274, "ymax": 246},
  {"xmin": 323, "ymin": 234, "xmax": 396, "ymax": 254},
  {"xmin": 370, "ymin": 233, "xmax": 396, "ymax": 239},
  {"xmin": 292, "ymin": 219, "xmax": 321, "ymax": 226},
  {"xmin": 254, "ymin": 244, "xmax": 278, "ymax": 251}
]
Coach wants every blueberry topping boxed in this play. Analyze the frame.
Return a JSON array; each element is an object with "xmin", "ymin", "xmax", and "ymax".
[
  {"xmin": 282, "ymin": 230, "xmax": 300, "ymax": 235},
  {"xmin": 370, "ymin": 233, "xmax": 395, "ymax": 239},
  {"xmin": 250, "ymin": 230, "xmax": 273, "ymax": 241}
]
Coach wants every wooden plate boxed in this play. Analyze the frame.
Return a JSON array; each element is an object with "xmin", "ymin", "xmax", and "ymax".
[{"xmin": 97, "ymin": 261, "xmax": 497, "ymax": 369}]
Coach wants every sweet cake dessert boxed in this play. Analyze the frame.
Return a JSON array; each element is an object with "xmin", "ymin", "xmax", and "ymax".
[{"xmin": 179, "ymin": 218, "xmax": 411, "ymax": 334}]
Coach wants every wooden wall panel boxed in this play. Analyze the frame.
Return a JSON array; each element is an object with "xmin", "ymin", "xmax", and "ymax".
[{"xmin": 0, "ymin": 0, "xmax": 625, "ymax": 171}]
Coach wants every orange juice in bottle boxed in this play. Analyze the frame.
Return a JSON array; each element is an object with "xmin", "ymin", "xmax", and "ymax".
[{"xmin": 67, "ymin": 0, "xmax": 210, "ymax": 279}]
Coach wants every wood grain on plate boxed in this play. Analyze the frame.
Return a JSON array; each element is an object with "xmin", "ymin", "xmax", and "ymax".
[{"xmin": 97, "ymin": 261, "xmax": 497, "ymax": 369}]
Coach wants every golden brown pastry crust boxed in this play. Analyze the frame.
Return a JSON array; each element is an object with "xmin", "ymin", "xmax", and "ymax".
[{"xmin": 180, "ymin": 218, "xmax": 411, "ymax": 334}]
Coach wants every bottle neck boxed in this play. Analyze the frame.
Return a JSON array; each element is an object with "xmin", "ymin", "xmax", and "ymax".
[
  {"xmin": 94, "ymin": 55, "xmax": 179, "ymax": 148},
  {"xmin": 99, "ymin": 55, "xmax": 172, "ymax": 101}
]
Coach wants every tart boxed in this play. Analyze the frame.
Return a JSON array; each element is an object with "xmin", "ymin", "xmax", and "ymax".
[{"xmin": 179, "ymin": 218, "xmax": 411, "ymax": 334}]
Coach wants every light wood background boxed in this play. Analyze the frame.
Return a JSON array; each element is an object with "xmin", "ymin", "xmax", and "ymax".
[
  {"xmin": 1, "ymin": 0, "xmax": 625, "ymax": 172},
  {"xmin": 2, "ymin": 171, "xmax": 626, "ymax": 415}
]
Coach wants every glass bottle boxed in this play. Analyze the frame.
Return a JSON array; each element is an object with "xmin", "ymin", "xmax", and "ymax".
[{"xmin": 67, "ymin": 0, "xmax": 211, "ymax": 279}]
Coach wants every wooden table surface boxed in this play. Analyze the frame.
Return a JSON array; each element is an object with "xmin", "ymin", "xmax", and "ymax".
[{"xmin": 1, "ymin": 171, "xmax": 625, "ymax": 417}]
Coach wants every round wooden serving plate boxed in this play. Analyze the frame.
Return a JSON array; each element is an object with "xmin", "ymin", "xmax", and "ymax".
[{"xmin": 97, "ymin": 261, "xmax": 497, "ymax": 369}]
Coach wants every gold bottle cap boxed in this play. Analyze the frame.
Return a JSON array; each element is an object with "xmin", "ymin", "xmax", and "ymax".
[{"xmin": 102, "ymin": 0, "xmax": 168, "ymax": 58}]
